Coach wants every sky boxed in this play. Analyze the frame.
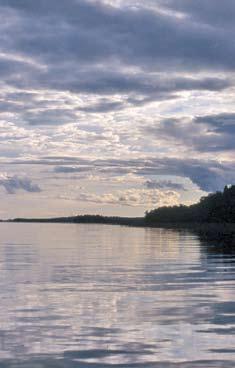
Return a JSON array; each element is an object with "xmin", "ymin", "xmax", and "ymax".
[{"xmin": 0, "ymin": 0, "xmax": 235, "ymax": 219}]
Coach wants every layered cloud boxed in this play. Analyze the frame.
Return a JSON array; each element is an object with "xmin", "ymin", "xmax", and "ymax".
[
  {"xmin": 0, "ymin": 0, "xmax": 234, "ymax": 216},
  {"xmin": 142, "ymin": 114, "xmax": 235, "ymax": 153},
  {"xmin": 1, "ymin": 0, "xmax": 235, "ymax": 72},
  {"xmin": 18, "ymin": 155, "xmax": 235, "ymax": 193}
]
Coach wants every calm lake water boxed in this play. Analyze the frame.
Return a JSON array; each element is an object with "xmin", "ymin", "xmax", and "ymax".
[{"xmin": 0, "ymin": 223, "xmax": 234, "ymax": 367}]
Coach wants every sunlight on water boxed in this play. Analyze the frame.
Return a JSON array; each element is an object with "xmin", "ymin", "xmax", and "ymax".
[{"xmin": 0, "ymin": 223, "xmax": 234, "ymax": 367}]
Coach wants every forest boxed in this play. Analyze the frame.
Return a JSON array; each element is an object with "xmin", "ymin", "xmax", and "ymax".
[{"xmin": 145, "ymin": 185, "xmax": 235, "ymax": 224}]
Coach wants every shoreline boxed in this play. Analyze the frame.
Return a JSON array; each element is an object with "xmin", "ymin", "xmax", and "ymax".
[{"xmin": 2, "ymin": 217, "xmax": 235, "ymax": 246}]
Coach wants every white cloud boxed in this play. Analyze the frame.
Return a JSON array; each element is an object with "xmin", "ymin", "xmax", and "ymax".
[{"xmin": 59, "ymin": 188, "xmax": 180, "ymax": 208}]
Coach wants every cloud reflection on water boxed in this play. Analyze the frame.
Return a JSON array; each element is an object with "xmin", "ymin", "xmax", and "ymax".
[{"xmin": 0, "ymin": 223, "xmax": 234, "ymax": 366}]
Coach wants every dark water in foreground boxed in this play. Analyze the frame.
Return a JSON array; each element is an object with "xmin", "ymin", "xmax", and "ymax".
[{"xmin": 0, "ymin": 223, "xmax": 234, "ymax": 367}]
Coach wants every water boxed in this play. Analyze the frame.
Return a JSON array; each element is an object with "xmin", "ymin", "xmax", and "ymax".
[{"xmin": 0, "ymin": 223, "xmax": 234, "ymax": 367}]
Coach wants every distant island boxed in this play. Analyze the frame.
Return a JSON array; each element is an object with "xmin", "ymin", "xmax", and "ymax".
[{"xmin": 5, "ymin": 185, "xmax": 235, "ymax": 246}]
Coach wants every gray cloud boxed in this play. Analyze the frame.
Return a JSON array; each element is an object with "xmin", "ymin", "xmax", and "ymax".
[
  {"xmin": 195, "ymin": 113, "xmax": 235, "ymax": 134},
  {"xmin": 160, "ymin": 0, "xmax": 235, "ymax": 28},
  {"xmin": 0, "ymin": 174, "xmax": 41, "ymax": 194},
  {"xmin": 80, "ymin": 100, "xmax": 125, "ymax": 113},
  {"xmin": 1, "ymin": 64, "xmax": 230, "ymax": 107},
  {"xmin": 145, "ymin": 180, "xmax": 186, "ymax": 191},
  {"xmin": 0, "ymin": 0, "xmax": 233, "ymax": 128},
  {"xmin": 9, "ymin": 156, "xmax": 235, "ymax": 193},
  {"xmin": 46, "ymin": 74, "xmax": 230, "ymax": 96},
  {"xmin": 0, "ymin": 0, "xmax": 234, "ymax": 100},
  {"xmin": 134, "ymin": 158, "xmax": 234, "ymax": 192},
  {"xmin": 23, "ymin": 109, "xmax": 77, "ymax": 126},
  {"xmin": 0, "ymin": 73, "xmax": 230, "ymax": 126},
  {"xmin": 143, "ymin": 115, "xmax": 235, "ymax": 153},
  {"xmin": 54, "ymin": 166, "xmax": 92, "ymax": 173},
  {"xmin": 2, "ymin": 0, "xmax": 235, "ymax": 72},
  {"xmin": 0, "ymin": 0, "xmax": 234, "ymax": 215}
]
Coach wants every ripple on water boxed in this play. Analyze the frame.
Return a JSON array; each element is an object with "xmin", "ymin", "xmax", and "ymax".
[{"xmin": 0, "ymin": 223, "xmax": 234, "ymax": 367}]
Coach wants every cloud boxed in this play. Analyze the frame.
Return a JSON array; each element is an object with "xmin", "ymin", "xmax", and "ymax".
[
  {"xmin": 54, "ymin": 166, "xmax": 92, "ymax": 173},
  {"xmin": 160, "ymin": 0, "xmax": 235, "ymax": 28},
  {"xmin": 0, "ymin": 0, "xmax": 234, "ymax": 216},
  {"xmin": 22, "ymin": 109, "xmax": 77, "ymax": 126},
  {"xmin": 2, "ymin": 0, "xmax": 235, "ymax": 72},
  {"xmin": 0, "ymin": 174, "xmax": 41, "ymax": 194},
  {"xmin": 60, "ymin": 188, "xmax": 180, "ymax": 207},
  {"xmin": 0, "ymin": 0, "xmax": 234, "ymax": 110},
  {"xmin": 12, "ymin": 155, "xmax": 235, "ymax": 193},
  {"xmin": 136, "ymin": 158, "xmax": 235, "ymax": 192},
  {"xmin": 0, "ymin": 68, "xmax": 230, "ymax": 124},
  {"xmin": 0, "ymin": 0, "xmax": 233, "ymax": 119},
  {"xmin": 195, "ymin": 113, "xmax": 235, "ymax": 134},
  {"xmin": 80, "ymin": 100, "xmax": 125, "ymax": 113},
  {"xmin": 145, "ymin": 180, "xmax": 186, "ymax": 191},
  {"xmin": 142, "ymin": 115, "xmax": 235, "ymax": 153}
]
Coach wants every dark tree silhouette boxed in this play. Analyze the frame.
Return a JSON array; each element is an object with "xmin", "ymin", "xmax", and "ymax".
[{"xmin": 145, "ymin": 185, "xmax": 235, "ymax": 224}]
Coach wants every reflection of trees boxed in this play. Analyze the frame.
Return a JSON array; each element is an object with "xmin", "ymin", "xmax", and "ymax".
[{"xmin": 199, "ymin": 236, "xmax": 235, "ymax": 256}]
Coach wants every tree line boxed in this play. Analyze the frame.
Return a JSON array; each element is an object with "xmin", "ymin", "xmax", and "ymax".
[{"xmin": 145, "ymin": 185, "xmax": 235, "ymax": 224}]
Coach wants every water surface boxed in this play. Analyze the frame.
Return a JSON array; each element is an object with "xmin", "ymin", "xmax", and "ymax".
[{"xmin": 0, "ymin": 223, "xmax": 234, "ymax": 367}]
